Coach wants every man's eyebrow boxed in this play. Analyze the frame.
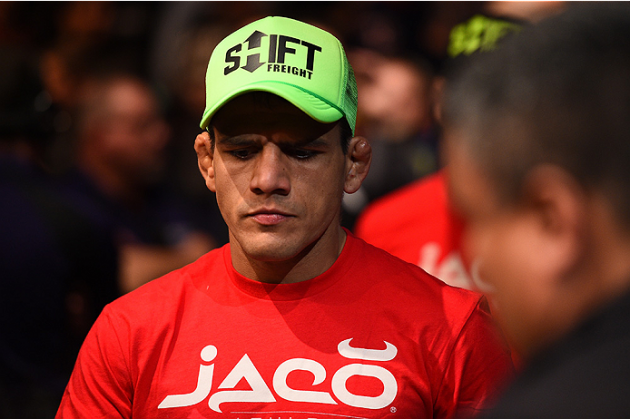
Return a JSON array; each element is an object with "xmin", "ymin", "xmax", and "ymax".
[
  {"xmin": 288, "ymin": 136, "xmax": 330, "ymax": 148},
  {"xmin": 216, "ymin": 135, "xmax": 258, "ymax": 146},
  {"xmin": 217, "ymin": 135, "xmax": 330, "ymax": 148}
]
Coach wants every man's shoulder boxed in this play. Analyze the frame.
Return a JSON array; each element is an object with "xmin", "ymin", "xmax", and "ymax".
[
  {"xmin": 484, "ymin": 341, "xmax": 630, "ymax": 419},
  {"xmin": 348, "ymin": 235, "xmax": 489, "ymax": 357},
  {"xmin": 348, "ymin": 233, "xmax": 482, "ymax": 307},
  {"xmin": 105, "ymin": 246, "xmax": 226, "ymax": 318},
  {"xmin": 482, "ymin": 291, "xmax": 630, "ymax": 419}
]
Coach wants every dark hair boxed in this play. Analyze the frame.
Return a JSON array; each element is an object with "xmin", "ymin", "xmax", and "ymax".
[
  {"xmin": 443, "ymin": 4, "xmax": 630, "ymax": 227},
  {"xmin": 338, "ymin": 118, "xmax": 353, "ymax": 155}
]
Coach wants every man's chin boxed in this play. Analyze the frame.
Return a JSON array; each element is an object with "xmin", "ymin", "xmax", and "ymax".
[
  {"xmin": 246, "ymin": 245, "xmax": 303, "ymax": 263},
  {"xmin": 232, "ymin": 227, "xmax": 325, "ymax": 262}
]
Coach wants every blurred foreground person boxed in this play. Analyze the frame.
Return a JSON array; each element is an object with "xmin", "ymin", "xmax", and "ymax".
[
  {"xmin": 443, "ymin": 4, "xmax": 630, "ymax": 418},
  {"xmin": 57, "ymin": 16, "xmax": 513, "ymax": 418}
]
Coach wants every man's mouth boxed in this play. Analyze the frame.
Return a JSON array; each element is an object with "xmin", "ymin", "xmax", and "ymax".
[{"xmin": 248, "ymin": 209, "xmax": 293, "ymax": 226}]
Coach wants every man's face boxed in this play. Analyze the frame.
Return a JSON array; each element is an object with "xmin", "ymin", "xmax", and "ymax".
[
  {"xmin": 98, "ymin": 79, "xmax": 169, "ymax": 184},
  {"xmin": 205, "ymin": 93, "xmax": 350, "ymax": 279},
  {"xmin": 445, "ymin": 133, "xmax": 560, "ymax": 357}
]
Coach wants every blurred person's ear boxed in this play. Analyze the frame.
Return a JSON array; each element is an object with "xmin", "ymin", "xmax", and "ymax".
[
  {"xmin": 521, "ymin": 165, "xmax": 587, "ymax": 281},
  {"xmin": 194, "ymin": 131, "xmax": 216, "ymax": 193},
  {"xmin": 343, "ymin": 136, "xmax": 371, "ymax": 194}
]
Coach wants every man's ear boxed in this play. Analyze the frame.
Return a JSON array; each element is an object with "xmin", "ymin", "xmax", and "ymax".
[
  {"xmin": 344, "ymin": 136, "xmax": 372, "ymax": 194},
  {"xmin": 522, "ymin": 165, "xmax": 587, "ymax": 278},
  {"xmin": 194, "ymin": 131, "xmax": 216, "ymax": 192}
]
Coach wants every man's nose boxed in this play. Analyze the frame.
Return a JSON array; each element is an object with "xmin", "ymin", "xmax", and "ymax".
[{"xmin": 250, "ymin": 144, "xmax": 291, "ymax": 196}]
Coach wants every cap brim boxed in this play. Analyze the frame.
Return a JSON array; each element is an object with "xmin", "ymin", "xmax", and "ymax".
[{"xmin": 199, "ymin": 81, "xmax": 344, "ymax": 129}]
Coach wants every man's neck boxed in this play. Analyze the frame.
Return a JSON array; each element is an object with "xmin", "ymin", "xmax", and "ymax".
[{"xmin": 231, "ymin": 226, "xmax": 347, "ymax": 284}]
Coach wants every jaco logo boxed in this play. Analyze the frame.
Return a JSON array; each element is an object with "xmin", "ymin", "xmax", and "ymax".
[{"xmin": 158, "ymin": 338, "xmax": 399, "ymax": 413}]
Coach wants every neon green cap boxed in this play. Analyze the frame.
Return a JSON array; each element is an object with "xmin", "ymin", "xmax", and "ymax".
[{"xmin": 200, "ymin": 16, "xmax": 358, "ymax": 135}]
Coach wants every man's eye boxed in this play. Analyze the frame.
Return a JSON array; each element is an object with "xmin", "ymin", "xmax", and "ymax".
[
  {"xmin": 229, "ymin": 149, "xmax": 254, "ymax": 159},
  {"xmin": 291, "ymin": 149, "xmax": 317, "ymax": 159}
]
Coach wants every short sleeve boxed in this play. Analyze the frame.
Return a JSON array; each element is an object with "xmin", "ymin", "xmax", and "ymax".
[
  {"xmin": 434, "ymin": 298, "xmax": 515, "ymax": 419},
  {"xmin": 56, "ymin": 306, "xmax": 133, "ymax": 419}
]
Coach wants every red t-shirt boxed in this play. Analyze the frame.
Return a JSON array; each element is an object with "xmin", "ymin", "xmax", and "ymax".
[
  {"xmin": 57, "ymin": 232, "xmax": 512, "ymax": 418},
  {"xmin": 355, "ymin": 171, "xmax": 474, "ymax": 290}
]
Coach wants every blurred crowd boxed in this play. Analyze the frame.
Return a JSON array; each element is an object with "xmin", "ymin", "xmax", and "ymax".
[
  {"xmin": 0, "ymin": 1, "xmax": 491, "ymax": 220},
  {"xmin": 0, "ymin": 2, "xmax": 566, "ymax": 418}
]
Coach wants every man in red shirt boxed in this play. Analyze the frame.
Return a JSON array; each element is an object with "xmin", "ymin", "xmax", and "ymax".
[
  {"xmin": 354, "ymin": 13, "xmax": 531, "ymax": 292},
  {"xmin": 57, "ymin": 16, "xmax": 513, "ymax": 419}
]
